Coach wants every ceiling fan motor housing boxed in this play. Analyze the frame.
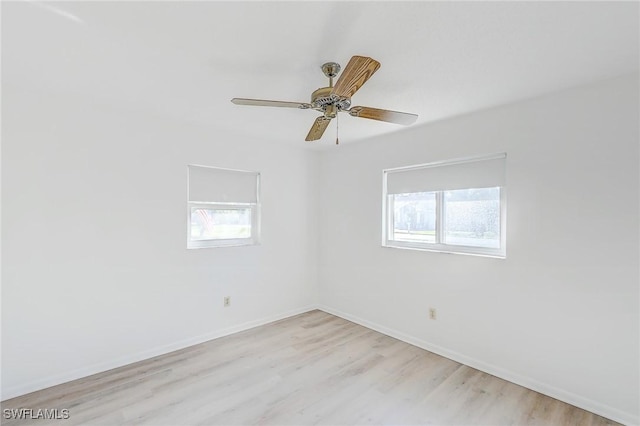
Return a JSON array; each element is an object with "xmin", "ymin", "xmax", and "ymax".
[{"xmin": 311, "ymin": 87, "xmax": 351, "ymax": 118}]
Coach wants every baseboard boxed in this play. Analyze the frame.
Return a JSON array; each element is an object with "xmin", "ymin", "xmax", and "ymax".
[
  {"xmin": 318, "ymin": 304, "xmax": 638, "ymax": 426},
  {"xmin": 1, "ymin": 305, "xmax": 318, "ymax": 401}
]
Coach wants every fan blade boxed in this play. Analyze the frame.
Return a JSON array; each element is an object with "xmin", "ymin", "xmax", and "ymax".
[
  {"xmin": 305, "ymin": 116, "xmax": 332, "ymax": 141},
  {"xmin": 331, "ymin": 56, "xmax": 381, "ymax": 99},
  {"xmin": 231, "ymin": 98, "xmax": 311, "ymax": 109},
  {"xmin": 348, "ymin": 106, "xmax": 418, "ymax": 125}
]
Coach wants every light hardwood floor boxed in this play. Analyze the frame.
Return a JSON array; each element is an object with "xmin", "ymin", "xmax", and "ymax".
[{"xmin": 2, "ymin": 310, "xmax": 619, "ymax": 426}]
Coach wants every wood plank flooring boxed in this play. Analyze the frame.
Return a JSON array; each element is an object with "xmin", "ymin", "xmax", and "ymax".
[{"xmin": 1, "ymin": 310, "xmax": 619, "ymax": 425}]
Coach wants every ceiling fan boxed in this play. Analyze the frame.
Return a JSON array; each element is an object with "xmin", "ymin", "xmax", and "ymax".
[{"xmin": 231, "ymin": 56, "xmax": 418, "ymax": 144}]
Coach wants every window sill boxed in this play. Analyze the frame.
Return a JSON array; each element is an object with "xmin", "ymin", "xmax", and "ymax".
[
  {"xmin": 382, "ymin": 241, "xmax": 506, "ymax": 259},
  {"xmin": 187, "ymin": 239, "xmax": 260, "ymax": 249}
]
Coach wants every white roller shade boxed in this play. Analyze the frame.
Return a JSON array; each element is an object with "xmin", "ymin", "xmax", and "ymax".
[
  {"xmin": 188, "ymin": 165, "xmax": 259, "ymax": 203},
  {"xmin": 386, "ymin": 154, "xmax": 506, "ymax": 194}
]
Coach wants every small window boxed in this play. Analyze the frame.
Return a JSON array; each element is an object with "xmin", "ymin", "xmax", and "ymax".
[
  {"xmin": 383, "ymin": 154, "xmax": 506, "ymax": 258},
  {"xmin": 187, "ymin": 165, "xmax": 260, "ymax": 249}
]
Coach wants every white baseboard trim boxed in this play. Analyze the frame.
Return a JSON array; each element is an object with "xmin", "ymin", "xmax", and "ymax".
[
  {"xmin": 318, "ymin": 305, "xmax": 638, "ymax": 426},
  {"xmin": 2, "ymin": 305, "xmax": 318, "ymax": 402}
]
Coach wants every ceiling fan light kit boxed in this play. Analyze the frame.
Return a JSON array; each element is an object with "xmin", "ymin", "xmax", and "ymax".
[{"xmin": 231, "ymin": 55, "xmax": 418, "ymax": 143}]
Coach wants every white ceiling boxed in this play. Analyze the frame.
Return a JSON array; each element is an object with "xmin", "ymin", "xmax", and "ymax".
[{"xmin": 3, "ymin": 1, "xmax": 639, "ymax": 149}]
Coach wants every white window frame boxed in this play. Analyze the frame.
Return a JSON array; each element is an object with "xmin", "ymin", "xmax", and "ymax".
[
  {"xmin": 187, "ymin": 165, "xmax": 261, "ymax": 249},
  {"xmin": 382, "ymin": 154, "xmax": 506, "ymax": 258}
]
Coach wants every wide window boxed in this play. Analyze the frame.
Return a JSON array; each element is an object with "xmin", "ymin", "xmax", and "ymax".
[
  {"xmin": 187, "ymin": 165, "xmax": 260, "ymax": 249},
  {"xmin": 383, "ymin": 154, "xmax": 506, "ymax": 258}
]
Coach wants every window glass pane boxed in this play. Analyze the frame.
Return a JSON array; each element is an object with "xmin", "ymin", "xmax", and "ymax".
[
  {"xmin": 392, "ymin": 192, "xmax": 436, "ymax": 243},
  {"xmin": 443, "ymin": 187, "xmax": 500, "ymax": 248},
  {"xmin": 190, "ymin": 208, "xmax": 251, "ymax": 240}
]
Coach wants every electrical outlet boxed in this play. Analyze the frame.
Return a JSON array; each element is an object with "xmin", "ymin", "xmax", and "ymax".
[
  {"xmin": 429, "ymin": 308, "xmax": 437, "ymax": 320},
  {"xmin": 224, "ymin": 296, "xmax": 231, "ymax": 307}
]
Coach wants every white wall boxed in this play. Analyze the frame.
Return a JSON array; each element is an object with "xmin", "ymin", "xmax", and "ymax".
[
  {"xmin": 318, "ymin": 74, "xmax": 639, "ymax": 424},
  {"xmin": 1, "ymin": 85, "xmax": 320, "ymax": 399}
]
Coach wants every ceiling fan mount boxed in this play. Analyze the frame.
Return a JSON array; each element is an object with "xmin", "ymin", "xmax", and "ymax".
[
  {"xmin": 231, "ymin": 55, "xmax": 418, "ymax": 142},
  {"xmin": 321, "ymin": 61, "xmax": 341, "ymax": 79}
]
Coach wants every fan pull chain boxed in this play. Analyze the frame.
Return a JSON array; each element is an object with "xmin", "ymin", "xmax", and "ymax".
[{"xmin": 336, "ymin": 113, "xmax": 340, "ymax": 145}]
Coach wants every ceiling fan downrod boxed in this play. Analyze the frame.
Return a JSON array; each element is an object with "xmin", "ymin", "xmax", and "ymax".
[{"xmin": 321, "ymin": 62, "xmax": 341, "ymax": 88}]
